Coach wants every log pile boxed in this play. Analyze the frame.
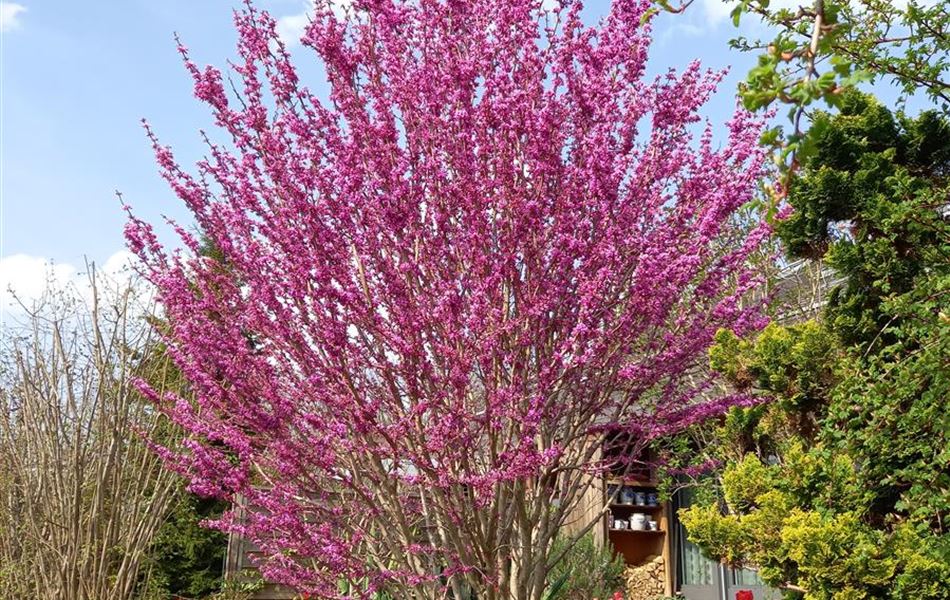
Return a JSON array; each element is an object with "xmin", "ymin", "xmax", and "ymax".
[{"xmin": 624, "ymin": 555, "xmax": 665, "ymax": 600}]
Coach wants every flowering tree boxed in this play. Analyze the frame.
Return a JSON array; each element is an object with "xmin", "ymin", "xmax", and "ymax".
[{"xmin": 125, "ymin": 1, "xmax": 771, "ymax": 598}]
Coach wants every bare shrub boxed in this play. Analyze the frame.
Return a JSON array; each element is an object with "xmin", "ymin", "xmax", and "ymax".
[{"xmin": 0, "ymin": 269, "xmax": 182, "ymax": 600}]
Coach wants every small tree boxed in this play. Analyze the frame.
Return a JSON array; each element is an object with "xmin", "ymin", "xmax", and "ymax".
[
  {"xmin": 126, "ymin": 1, "xmax": 772, "ymax": 598},
  {"xmin": 143, "ymin": 493, "xmax": 228, "ymax": 599},
  {"xmin": 680, "ymin": 96, "xmax": 950, "ymax": 599},
  {"xmin": 0, "ymin": 271, "xmax": 183, "ymax": 600},
  {"xmin": 665, "ymin": 0, "xmax": 949, "ymax": 202}
]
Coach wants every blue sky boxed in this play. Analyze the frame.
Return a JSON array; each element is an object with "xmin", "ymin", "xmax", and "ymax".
[{"xmin": 0, "ymin": 0, "xmax": 850, "ymax": 312}]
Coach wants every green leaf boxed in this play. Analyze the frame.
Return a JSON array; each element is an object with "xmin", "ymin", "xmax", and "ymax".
[
  {"xmin": 817, "ymin": 71, "xmax": 837, "ymax": 91},
  {"xmin": 542, "ymin": 571, "xmax": 570, "ymax": 600},
  {"xmin": 641, "ymin": 6, "xmax": 660, "ymax": 25}
]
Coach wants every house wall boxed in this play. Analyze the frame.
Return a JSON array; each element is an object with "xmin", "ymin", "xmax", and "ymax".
[{"xmin": 223, "ymin": 500, "xmax": 298, "ymax": 600}]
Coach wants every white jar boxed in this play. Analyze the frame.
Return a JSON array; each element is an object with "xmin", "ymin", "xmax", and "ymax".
[{"xmin": 630, "ymin": 513, "xmax": 647, "ymax": 530}]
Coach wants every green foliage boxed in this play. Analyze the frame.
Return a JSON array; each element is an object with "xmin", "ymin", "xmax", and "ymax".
[
  {"xmin": 208, "ymin": 571, "xmax": 265, "ymax": 600},
  {"xmin": 711, "ymin": 322, "xmax": 836, "ymax": 416},
  {"xmin": 681, "ymin": 458, "xmax": 950, "ymax": 599},
  {"xmin": 826, "ymin": 311, "xmax": 950, "ymax": 524},
  {"xmin": 665, "ymin": 0, "xmax": 949, "ymax": 224},
  {"xmin": 709, "ymin": 0, "xmax": 949, "ymax": 161},
  {"xmin": 337, "ymin": 579, "xmax": 397, "ymax": 600},
  {"xmin": 780, "ymin": 94, "xmax": 950, "ymax": 350},
  {"xmin": 677, "ymin": 101, "xmax": 950, "ymax": 599},
  {"xmin": 143, "ymin": 493, "xmax": 228, "ymax": 599},
  {"xmin": 541, "ymin": 571, "xmax": 570, "ymax": 600},
  {"xmin": 546, "ymin": 534, "xmax": 626, "ymax": 600}
]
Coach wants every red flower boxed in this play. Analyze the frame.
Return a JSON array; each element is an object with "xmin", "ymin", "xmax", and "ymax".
[{"xmin": 736, "ymin": 590, "xmax": 754, "ymax": 600}]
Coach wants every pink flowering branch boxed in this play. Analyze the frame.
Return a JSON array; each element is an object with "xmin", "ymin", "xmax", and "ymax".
[{"xmin": 125, "ymin": 0, "xmax": 771, "ymax": 598}]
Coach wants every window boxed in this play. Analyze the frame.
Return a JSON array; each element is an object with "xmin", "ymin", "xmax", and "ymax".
[
  {"xmin": 677, "ymin": 489, "xmax": 714, "ymax": 586},
  {"xmin": 732, "ymin": 568, "xmax": 765, "ymax": 586}
]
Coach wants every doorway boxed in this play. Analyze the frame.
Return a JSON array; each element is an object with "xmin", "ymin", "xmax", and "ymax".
[{"xmin": 673, "ymin": 490, "xmax": 779, "ymax": 600}]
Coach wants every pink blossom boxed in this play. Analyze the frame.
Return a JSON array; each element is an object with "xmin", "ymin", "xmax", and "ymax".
[{"xmin": 127, "ymin": 1, "xmax": 772, "ymax": 598}]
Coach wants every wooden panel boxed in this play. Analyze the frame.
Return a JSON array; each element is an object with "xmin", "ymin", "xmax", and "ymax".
[
  {"xmin": 561, "ymin": 444, "xmax": 606, "ymax": 548},
  {"xmin": 224, "ymin": 497, "xmax": 297, "ymax": 599},
  {"xmin": 661, "ymin": 502, "xmax": 673, "ymax": 596}
]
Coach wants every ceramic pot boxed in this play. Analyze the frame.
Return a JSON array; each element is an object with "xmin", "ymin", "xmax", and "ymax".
[
  {"xmin": 620, "ymin": 486, "xmax": 635, "ymax": 505},
  {"xmin": 630, "ymin": 513, "xmax": 647, "ymax": 531}
]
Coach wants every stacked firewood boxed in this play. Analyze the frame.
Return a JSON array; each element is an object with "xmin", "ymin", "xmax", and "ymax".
[{"xmin": 623, "ymin": 555, "xmax": 665, "ymax": 600}]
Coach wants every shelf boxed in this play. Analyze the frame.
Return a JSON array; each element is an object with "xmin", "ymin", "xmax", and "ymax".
[
  {"xmin": 609, "ymin": 503, "xmax": 663, "ymax": 510},
  {"xmin": 606, "ymin": 477, "xmax": 659, "ymax": 487},
  {"xmin": 609, "ymin": 528, "xmax": 665, "ymax": 534}
]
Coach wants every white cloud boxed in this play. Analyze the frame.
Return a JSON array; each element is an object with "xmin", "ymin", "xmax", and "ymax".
[
  {"xmin": 0, "ymin": 2, "xmax": 26, "ymax": 32},
  {"xmin": 0, "ymin": 255, "xmax": 79, "ymax": 315},
  {"xmin": 0, "ymin": 251, "xmax": 145, "ymax": 323},
  {"xmin": 101, "ymin": 249, "xmax": 137, "ymax": 277},
  {"xmin": 277, "ymin": 8, "xmax": 312, "ymax": 47},
  {"xmin": 276, "ymin": 0, "xmax": 353, "ymax": 47},
  {"xmin": 659, "ymin": 21, "xmax": 705, "ymax": 44},
  {"xmin": 700, "ymin": 0, "xmax": 735, "ymax": 23}
]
